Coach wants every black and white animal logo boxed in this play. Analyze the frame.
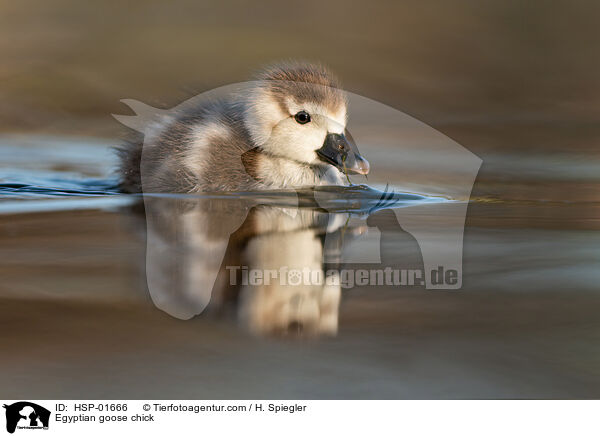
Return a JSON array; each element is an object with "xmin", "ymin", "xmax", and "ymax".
[{"xmin": 3, "ymin": 402, "xmax": 50, "ymax": 434}]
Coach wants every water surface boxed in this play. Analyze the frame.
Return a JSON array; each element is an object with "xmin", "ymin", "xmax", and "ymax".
[{"xmin": 1, "ymin": 134, "xmax": 599, "ymax": 399}]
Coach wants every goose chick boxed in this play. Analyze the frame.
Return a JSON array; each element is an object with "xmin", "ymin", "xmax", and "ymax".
[{"xmin": 118, "ymin": 62, "xmax": 369, "ymax": 193}]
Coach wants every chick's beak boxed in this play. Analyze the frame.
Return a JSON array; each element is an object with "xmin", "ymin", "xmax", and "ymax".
[{"xmin": 316, "ymin": 133, "xmax": 370, "ymax": 175}]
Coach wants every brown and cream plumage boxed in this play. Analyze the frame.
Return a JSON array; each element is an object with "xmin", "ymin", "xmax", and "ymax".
[{"xmin": 118, "ymin": 62, "xmax": 369, "ymax": 193}]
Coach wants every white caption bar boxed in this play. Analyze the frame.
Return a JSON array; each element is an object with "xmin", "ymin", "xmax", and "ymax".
[{"xmin": 1, "ymin": 400, "xmax": 597, "ymax": 435}]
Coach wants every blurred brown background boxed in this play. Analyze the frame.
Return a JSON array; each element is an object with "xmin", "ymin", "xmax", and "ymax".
[{"xmin": 1, "ymin": 0, "xmax": 599, "ymax": 156}]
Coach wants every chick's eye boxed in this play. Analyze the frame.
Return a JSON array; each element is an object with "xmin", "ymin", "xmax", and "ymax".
[{"xmin": 294, "ymin": 111, "xmax": 311, "ymax": 125}]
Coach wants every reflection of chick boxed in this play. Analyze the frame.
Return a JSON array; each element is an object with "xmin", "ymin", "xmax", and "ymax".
[
  {"xmin": 237, "ymin": 224, "xmax": 342, "ymax": 337},
  {"xmin": 140, "ymin": 195, "xmax": 346, "ymax": 336},
  {"xmin": 118, "ymin": 62, "xmax": 368, "ymax": 193}
]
